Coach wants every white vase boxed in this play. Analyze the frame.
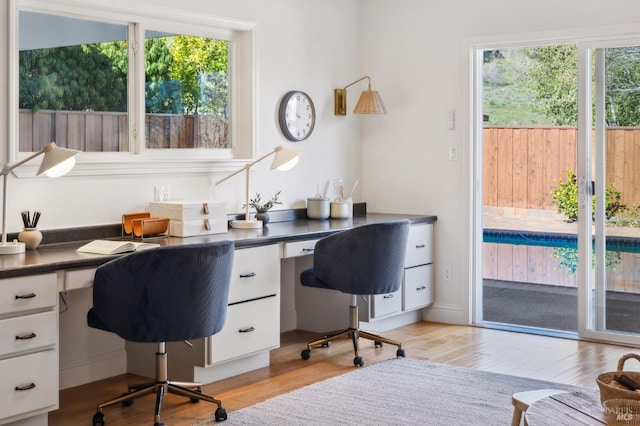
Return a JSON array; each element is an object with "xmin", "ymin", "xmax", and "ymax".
[{"xmin": 18, "ymin": 228, "xmax": 42, "ymax": 250}]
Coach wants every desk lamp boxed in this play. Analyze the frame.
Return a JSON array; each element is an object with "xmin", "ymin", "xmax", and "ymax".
[
  {"xmin": 0, "ymin": 142, "xmax": 80, "ymax": 254},
  {"xmin": 216, "ymin": 145, "xmax": 299, "ymax": 229}
]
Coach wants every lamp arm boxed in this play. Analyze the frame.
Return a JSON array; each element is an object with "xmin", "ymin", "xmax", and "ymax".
[
  {"xmin": 343, "ymin": 76, "xmax": 371, "ymax": 91},
  {"xmin": 5, "ymin": 150, "xmax": 45, "ymax": 174},
  {"xmin": 214, "ymin": 148, "xmax": 277, "ymax": 185}
]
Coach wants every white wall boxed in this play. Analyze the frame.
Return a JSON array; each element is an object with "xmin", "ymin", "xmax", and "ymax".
[
  {"xmin": 362, "ymin": 0, "xmax": 640, "ymax": 324},
  {"xmin": 0, "ymin": 0, "xmax": 363, "ymax": 230}
]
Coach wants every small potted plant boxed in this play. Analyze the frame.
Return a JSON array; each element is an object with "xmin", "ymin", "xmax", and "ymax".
[{"xmin": 245, "ymin": 191, "xmax": 282, "ymax": 225}]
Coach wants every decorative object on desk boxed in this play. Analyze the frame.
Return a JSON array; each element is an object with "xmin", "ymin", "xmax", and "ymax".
[
  {"xmin": 597, "ymin": 353, "xmax": 640, "ymax": 403},
  {"xmin": 0, "ymin": 142, "xmax": 79, "ymax": 255},
  {"xmin": 279, "ymin": 91, "xmax": 316, "ymax": 141},
  {"xmin": 77, "ymin": 239, "xmax": 160, "ymax": 255},
  {"xmin": 216, "ymin": 145, "xmax": 299, "ymax": 229},
  {"xmin": 18, "ymin": 210, "xmax": 43, "ymax": 250},
  {"xmin": 121, "ymin": 212, "xmax": 169, "ymax": 239},
  {"xmin": 148, "ymin": 201, "xmax": 227, "ymax": 236},
  {"xmin": 330, "ymin": 200, "xmax": 351, "ymax": 219},
  {"xmin": 334, "ymin": 76, "xmax": 387, "ymax": 115},
  {"xmin": 244, "ymin": 191, "xmax": 282, "ymax": 225},
  {"xmin": 307, "ymin": 196, "xmax": 330, "ymax": 219}
]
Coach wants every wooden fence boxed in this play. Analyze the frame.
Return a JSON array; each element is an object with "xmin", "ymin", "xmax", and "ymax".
[
  {"xmin": 483, "ymin": 126, "xmax": 640, "ymax": 211},
  {"xmin": 19, "ymin": 109, "xmax": 229, "ymax": 152}
]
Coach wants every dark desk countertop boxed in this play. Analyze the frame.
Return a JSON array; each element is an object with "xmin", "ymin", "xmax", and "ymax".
[{"xmin": 0, "ymin": 213, "xmax": 436, "ymax": 279}]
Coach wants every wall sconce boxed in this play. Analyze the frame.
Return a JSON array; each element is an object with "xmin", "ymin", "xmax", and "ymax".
[
  {"xmin": 1, "ymin": 142, "xmax": 79, "ymax": 254},
  {"xmin": 334, "ymin": 76, "xmax": 387, "ymax": 116},
  {"xmin": 216, "ymin": 145, "xmax": 299, "ymax": 229}
]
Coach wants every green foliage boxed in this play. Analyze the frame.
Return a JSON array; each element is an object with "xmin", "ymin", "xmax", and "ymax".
[
  {"xmin": 525, "ymin": 45, "xmax": 578, "ymax": 126},
  {"xmin": 551, "ymin": 170, "xmax": 626, "ymax": 222},
  {"xmin": 552, "ymin": 246, "xmax": 621, "ymax": 275},
  {"xmin": 20, "ymin": 44, "xmax": 127, "ymax": 112},
  {"xmin": 245, "ymin": 191, "xmax": 282, "ymax": 212},
  {"xmin": 604, "ymin": 47, "xmax": 640, "ymax": 126}
]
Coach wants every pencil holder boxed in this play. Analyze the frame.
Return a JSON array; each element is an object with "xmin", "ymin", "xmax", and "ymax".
[{"xmin": 18, "ymin": 228, "xmax": 42, "ymax": 250}]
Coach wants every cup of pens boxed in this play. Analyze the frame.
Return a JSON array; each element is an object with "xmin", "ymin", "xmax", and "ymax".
[{"xmin": 19, "ymin": 210, "xmax": 43, "ymax": 250}]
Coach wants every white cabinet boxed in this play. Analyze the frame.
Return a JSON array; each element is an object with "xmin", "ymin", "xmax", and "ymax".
[
  {"xmin": 206, "ymin": 244, "xmax": 280, "ymax": 366},
  {"xmin": 0, "ymin": 274, "xmax": 58, "ymax": 426},
  {"xmin": 359, "ymin": 223, "xmax": 434, "ymax": 321}
]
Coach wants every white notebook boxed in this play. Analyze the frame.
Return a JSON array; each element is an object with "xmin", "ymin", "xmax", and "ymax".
[{"xmin": 77, "ymin": 240, "xmax": 160, "ymax": 255}]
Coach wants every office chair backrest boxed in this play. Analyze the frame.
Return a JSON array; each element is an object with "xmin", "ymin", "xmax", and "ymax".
[
  {"xmin": 91, "ymin": 240, "xmax": 234, "ymax": 343},
  {"xmin": 312, "ymin": 219, "xmax": 410, "ymax": 295}
]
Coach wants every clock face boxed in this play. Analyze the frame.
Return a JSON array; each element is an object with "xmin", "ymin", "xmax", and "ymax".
[{"xmin": 279, "ymin": 91, "xmax": 316, "ymax": 141}]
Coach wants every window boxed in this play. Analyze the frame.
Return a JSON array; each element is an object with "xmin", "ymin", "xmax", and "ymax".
[{"xmin": 11, "ymin": 1, "xmax": 256, "ymax": 175}]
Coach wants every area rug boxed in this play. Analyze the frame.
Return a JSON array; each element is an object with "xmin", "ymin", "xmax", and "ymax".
[{"xmin": 196, "ymin": 357, "xmax": 595, "ymax": 425}]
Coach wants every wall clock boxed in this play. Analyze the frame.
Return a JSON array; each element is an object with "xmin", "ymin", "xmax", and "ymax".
[{"xmin": 278, "ymin": 91, "xmax": 316, "ymax": 141}]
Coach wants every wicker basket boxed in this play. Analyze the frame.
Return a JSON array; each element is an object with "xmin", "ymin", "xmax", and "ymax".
[
  {"xmin": 603, "ymin": 399, "xmax": 640, "ymax": 425},
  {"xmin": 598, "ymin": 354, "xmax": 640, "ymax": 404}
]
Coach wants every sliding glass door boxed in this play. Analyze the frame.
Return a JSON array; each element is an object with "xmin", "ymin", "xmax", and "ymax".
[
  {"xmin": 474, "ymin": 38, "xmax": 640, "ymax": 346},
  {"xmin": 579, "ymin": 43, "xmax": 640, "ymax": 345}
]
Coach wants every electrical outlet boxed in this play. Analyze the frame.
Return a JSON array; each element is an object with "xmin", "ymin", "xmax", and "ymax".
[
  {"xmin": 448, "ymin": 145, "xmax": 458, "ymax": 161},
  {"xmin": 155, "ymin": 186, "xmax": 170, "ymax": 202},
  {"xmin": 443, "ymin": 265, "xmax": 451, "ymax": 281}
]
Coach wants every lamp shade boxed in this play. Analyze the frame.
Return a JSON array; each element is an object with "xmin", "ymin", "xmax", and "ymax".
[
  {"xmin": 36, "ymin": 142, "xmax": 80, "ymax": 177},
  {"xmin": 270, "ymin": 146, "xmax": 299, "ymax": 171},
  {"xmin": 353, "ymin": 90, "xmax": 387, "ymax": 114}
]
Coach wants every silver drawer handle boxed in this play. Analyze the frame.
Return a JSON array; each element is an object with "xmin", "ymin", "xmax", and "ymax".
[
  {"xmin": 383, "ymin": 294, "xmax": 394, "ymax": 299},
  {"xmin": 239, "ymin": 272, "xmax": 256, "ymax": 278},
  {"xmin": 239, "ymin": 327, "xmax": 255, "ymax": 333},
  {"xmin": 416, "ymin": 286, "xmax": 426, "ymax": 291},
  {"xmin": 15, "ymin": 383, "xmax": 36, "ymax": 391},
  {"xmin": 415, "ymin": 244, "xmax": 426, "ymax": 249},
  {"xmin": 15, "ymin": 293, "xmax": 36, "ymax": 300},
  {"xmin": 16, "ymin": 333, "xmax": 37, "ymax": 340}
]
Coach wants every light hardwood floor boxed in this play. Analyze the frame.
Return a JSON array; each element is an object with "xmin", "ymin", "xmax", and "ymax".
[{"xmin": 49, "ymin": 322, "xmax": 638, "ymax": 425}]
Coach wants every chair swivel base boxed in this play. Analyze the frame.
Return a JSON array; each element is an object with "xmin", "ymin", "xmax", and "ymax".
[
  {"xmin": 91, "ymin": 344, "xmax": 227, "ymax": 425},
  {"xmin": 300, "ymin": 303, "xmax": 406, "ymax": 367}
]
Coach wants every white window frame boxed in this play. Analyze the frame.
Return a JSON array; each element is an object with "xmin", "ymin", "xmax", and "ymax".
[{"xmin": 9, "ymin": 0, "xmax": 257, "ymax": 177}]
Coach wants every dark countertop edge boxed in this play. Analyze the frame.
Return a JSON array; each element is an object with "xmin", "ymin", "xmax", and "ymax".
[{"xmin": 0, "ymin": 212, "xmax": 436, "ymax": 279}]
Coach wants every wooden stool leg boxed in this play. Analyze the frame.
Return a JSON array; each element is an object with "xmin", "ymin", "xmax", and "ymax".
[{"xmin": 511, "ymin": 406, "xmax": 523, "ymax": 426}]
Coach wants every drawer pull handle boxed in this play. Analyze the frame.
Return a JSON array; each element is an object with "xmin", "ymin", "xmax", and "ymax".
[
  {"xmin": 415, "ymin": 244, "xmax": 426, "ymax": 249},
  {"xmin": 416, "ymin": 286, "xmax": 426, "ymax": 291},
  {"xmin": 15, "ymin": 383, "xmax": 36, "ymax": 391},
  {"xmin": 16, "ymin": 332, "xmax": 37, "ymax": 340},
  {"xmin": 383, "ymin": 294, "xmax": 394, "ymax": 299},
  {"xmin": 239, "ymin": 327, "xmax": 255, "ymax": 333},
  {"xmin": 302, "ymin": 248, "xmax": 315, "ymax": 253},
  {"xmin": 240, "ymin": 272, "xmax": 256, "ymax": 278},
  {"xmin": 15, "ymin": 293, "xmax": 36, "ymax": 300}
]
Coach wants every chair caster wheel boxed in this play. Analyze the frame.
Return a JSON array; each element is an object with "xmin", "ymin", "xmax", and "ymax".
[
  {"xmin": 374, "ymin": 340, "xmax": 383, "ymax": 348},
  {"xmin": 122, "ymin": 398, "xmax": 133, "ymax": 407},
  {"xmin": 321, "ymin": 342, "xmax": 330, "ymax": 348},
  {"xmin": 396, "ymin": 348, "xmax": 406, "ymax": 358},
  {"xmin": 215, "ymin": 407, "xmax": 228, "ymax": 421},
  {"xmin": 153, "ymin": 423, "xmax": 166, "ymax": 426},
  {"xmin": 301, "ymin": 349, "xmax": 311, "ymax": 360},
  {"xmin": 354, "ymin": 356, "xmax": 364, "ymax": 367},
  {"xmin": 92, "ymin": 411, "xmax": 105, "ymax": 426},
  {"xmin": 190, "ymin": 388, "xmax": 202, "ymax": 403}
]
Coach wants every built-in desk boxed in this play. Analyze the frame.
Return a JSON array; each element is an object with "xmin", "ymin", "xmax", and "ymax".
[{"xmin": 0, "ymin": 212, "xmax": 435, "ymax": 426}]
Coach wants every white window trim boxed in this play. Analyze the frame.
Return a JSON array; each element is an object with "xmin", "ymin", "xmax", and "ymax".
[{"xmin": 9, "ymin": 0, "xmax": 257, "ymax": 177}]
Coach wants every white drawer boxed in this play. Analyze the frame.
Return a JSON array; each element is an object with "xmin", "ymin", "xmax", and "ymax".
[
  {"xmin": 207, "ymin": 295, "xmax": 279, "ymax": 365},
  {"xmin": 403, "ymin": 264, "xmax": 433, "ymax": 311},
  {"xmin": 0, "ymin": 274, "xmax": 57, "ymax": 317},
  {"xmin": 229, "ymin": 245, "xmax": 280, "ymax": 304},
  {"xmin": 282, "ymin": 239, "xmax": 319, "ymax": 258},
  {"xmin": 0, "ymin": 349, "xmax": 58, "ymax": 421},
  {"xmin": 405, "ymin": 223, "xmax": 433, "ymax": 268},
  {"xmin": 370, "ymin": 289, "xmax": 402, "ymax": 318},
  {"xmin": 63, "ymin": 268, "xmax": 96, "ymax": 291},
  {"xmin": 0, "ymin": 311, "xmax": 57, "ymax": 358}
]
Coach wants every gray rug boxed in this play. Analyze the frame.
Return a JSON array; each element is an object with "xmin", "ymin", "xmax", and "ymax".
[{"xmin": 196, "ymin": 357, "xmax": 595, "ymax": 425}]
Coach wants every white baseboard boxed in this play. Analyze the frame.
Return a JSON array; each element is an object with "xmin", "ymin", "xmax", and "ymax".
[
  {"xmin": 59, "ymin": 350, "xmax": 127, "ymax": 389},
  {"xmin": 194, "ymin": 351, "xmax": 270, "ymax": 384}
]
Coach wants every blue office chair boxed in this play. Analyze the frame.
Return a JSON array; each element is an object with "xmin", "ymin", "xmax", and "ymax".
[
  {"xmin": 87, "ymin": 241, "xmax": 234, "ymax": 426},
  {"xmin": 299, "ymin": 220, "xmax": 410, "ymax": 367}
]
